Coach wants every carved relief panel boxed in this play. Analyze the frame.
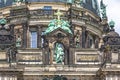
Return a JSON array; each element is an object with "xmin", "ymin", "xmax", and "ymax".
[
  {"xmin": 75, "ymin": 51, "xmax": 99, "ymax": 64},
  {"xmin": 17, "ymin": 52, "xmax": 42, "ymax": 64}
]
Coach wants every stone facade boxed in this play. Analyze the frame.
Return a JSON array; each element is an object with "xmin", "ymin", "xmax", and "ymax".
[{"xmin": 0, "ymin": 1, "xmax": 120, "ymax": 80}]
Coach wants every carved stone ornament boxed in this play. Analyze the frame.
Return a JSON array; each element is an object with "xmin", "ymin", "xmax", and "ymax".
[
  {"xmin": 43, "ymin": 10, "xmax": 73, "ymax": 35},
  {"xmin": 0, "ymin": 18, "xmax": 15, "ymax": 50}
]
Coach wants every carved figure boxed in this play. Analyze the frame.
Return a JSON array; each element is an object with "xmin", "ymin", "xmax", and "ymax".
[
  {"xmin": 44, "ymin": 10, "xmax": 73, "ymax": 35},
  {"xmin": 100, "ymin": 0, "xmax": 107, "ymax": 18},
  {"xmin": 44, "ymin": 19, "xmax": 56, "ymax": 34},
  {"xmin": 80, "ymin": 0, "xmax": 83, "ymax": 6},
  {"xmin": 75, "ymin": 36, "xmax": 80, "ymax": 48},
  {"xmin": 74, "ymin": 0, "xmax": 83, "ymax": 7},
  {"xmin": 75, "ymin": 30, "xmax": 80, "ymax": 48},
  {"xmin": 44, "ymin": 19, "xmax": 72, "ymax": 34},
  {"xmin": 7, "ymin": 46, "xmax": 17, "ymax": 63},
  {"xmin": 16, "ymin": 36, "xmax": 22, "ymax": 47},
  {"xmin": 13, "ymin": 0, "xmax": 25, "ymax": 5},
  {"xmin": 13, "ymin": 0, "xmax": 25, "ymax": 3},
  {"xmin": 54, "ymin": 43, "xmax": 64, "ymax": 63}
]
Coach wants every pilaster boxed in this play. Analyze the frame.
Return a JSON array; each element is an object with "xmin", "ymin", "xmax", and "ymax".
[
  {"xmin": 82, "ymin": 27, "xmax": 86, "ymax": 48},
  {"xmin": 22, "ymin": 23, "xmax": 28, "ymax": 48},
  {"xmin": 37, "ymin": 26, "xmax": 42, "ymax": 48}
]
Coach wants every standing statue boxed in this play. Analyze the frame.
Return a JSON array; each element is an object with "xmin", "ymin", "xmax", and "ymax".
[
  {"xmin": 16, "ymin": 36, "xmax": 22, "ymax": 48},
  {"xmin": 13, "ymin": 0, "xmax": 25, "ymax": 5},
  {"xmin": 100, "ymin": 0, "xmax": 107, "ymax": 18},
  {"xmin": 74, "ymin": 0, "xmax": 83, "ymax": 7},
  {"xmin": 7, "ymin": 46, "xmax": 17, "ymax": 63},
  {"xmin": 104, "ymin": 44, "xmax": 111, "ymax": 62},
  {"xmin": 68, "ymin": 0, "xmax": 73, "ymax": 3},
  {"xmin": 80, "ymin": 0, "xmax": 83, "ymax": 6},
  {"xmin": 54, "ymin": 43, "xmax": 64, "ymax": 64},
  {"xmin": 75, "ymin": 30, "xmax": 80, "ymax": 48},
  {"xmin": 13, "ymin": 0, "xmax": 25, "ymax": 2}
]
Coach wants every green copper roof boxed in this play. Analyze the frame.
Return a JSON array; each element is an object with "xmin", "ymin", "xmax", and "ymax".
[
  {"xmin": 0, "ymin": 18, "xmax": 7, "ymax": 25},
  {"xmin": 44, "ymin": 19, "xmax": 73, "ymax": 35},
  {"xmin": 109, "ymin": 20, "xmax": 115, "ymax": 28}
]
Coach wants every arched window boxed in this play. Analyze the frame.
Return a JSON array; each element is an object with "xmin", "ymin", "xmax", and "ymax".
[{"xmin": 30, "ymin": 31, "xmax": 37, "ymax": 48}]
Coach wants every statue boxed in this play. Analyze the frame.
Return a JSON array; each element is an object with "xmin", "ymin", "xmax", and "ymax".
[
  {"xmin": 16, "ymin": 36, "xmax": 22, "ymax": 48},
  {"xmin": 13, "ymin": 0, "xmax": 25, "ymax": 5},
  {"xmin": 44, "ymin": 10, "xmax": 73, "ymax": 35},
  {"xmin": 7, "ymin": 46, "xmax": 17, "ymax": 63},
  {"xmin": 104, "ymin": 44, "xmax": 111, "ymax": 62},
  {"xmin": 68, "ymin": 0, "xmax": 73, "ymax": 3},
  {"xmin": 61, "ymin": 20, "xmax": 72, "ymax": 34},
  {"xmin": 13, "ymin": 0, "xmax": 25, "ymax": 3},
  {"xmin": 75, "ymin": 30, "xmax": 80, "ymax": 48},
  {"xmin": 54, "ymin": 43, "xmax": 64, "ymax": 63},
  {"xmin": 43, "ymin": 19, "xmax": 56, "ymax": 34},
  {"xmin": 100, "ymin": 0, "xmax": 107, "ymax": 18},
  {"xmin": 74, "ymin": 0, "xmax": 83, "ymax": 7},
  {"xmin": 80, "ymin": 0, "xmax": 83, "ymax": 6}
]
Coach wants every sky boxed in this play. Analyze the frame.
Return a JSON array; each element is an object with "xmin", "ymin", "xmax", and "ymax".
[{"xmin": 98, "ymin": 0, "xmax": 120, "ymax": 34}]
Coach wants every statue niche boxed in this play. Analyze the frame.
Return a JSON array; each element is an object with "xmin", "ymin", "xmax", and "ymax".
[{"xmin": 42, "ymin": 10, "xmax": 73, "ymax": 65}]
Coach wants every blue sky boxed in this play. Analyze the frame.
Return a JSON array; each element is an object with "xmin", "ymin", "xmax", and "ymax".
[{"xmin": 98, "ymin": 0, "xmax": 120, "ymax": 34}]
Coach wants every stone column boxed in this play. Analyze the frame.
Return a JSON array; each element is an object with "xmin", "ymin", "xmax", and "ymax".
[
  {"xmin": 42, "ymin": 48, "xmax": 46, "ymax": 65},
  {"xmin": 69, "ymin": 48, "xmax": 74, "ymax": 65},
  {"xmin": 42, "ymin": 38, "xmax": 49, "ymax": 65},
  {"xmin": 10, "ymin": 24, "xmax": 15, "ymax": 43},
  {"xmin": 37, "ymin": 26, "xmax": 42, "ymax": 48},
  {"xmin": 22, "ymin": 23, "xmax": 28, "ymax": 48},
  {"xmin": 50, "ymin": 48, "xmax": 53, "ymax": 64},
  {"xmin": 118, "ymin": 50, "xmax": 120, "ymax": 63},
  {"xmin": 95, "ymin": 37, "xmax": 99, "ymax": 48},
  {"xmin": 86, "ymin": 36, "xmax": 90, "ymax": 48},
  {"xmin": 64, "ymin": 48, "xmax": 69, "ymax": 65},
  {"xmin": 43, "ymin": 48, "xmax": 50, "ymax": 65},
  {"xmin": 82, "ymin": 27, "xmax": 86, "ymax": 48}
]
